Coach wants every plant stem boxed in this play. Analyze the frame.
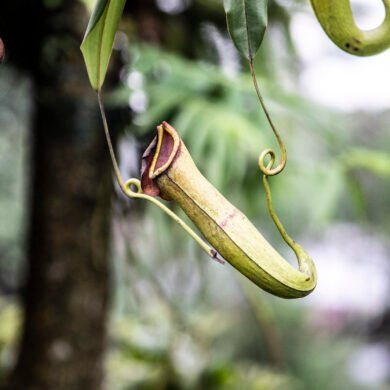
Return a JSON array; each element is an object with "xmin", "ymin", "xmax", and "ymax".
[
  {"xmin": 249, "ymin": 60, "xmax": 287, "ymax": 176},
  {"xmin": 97, "ymin": 92, "xmax": 127, "ymax": 192}
]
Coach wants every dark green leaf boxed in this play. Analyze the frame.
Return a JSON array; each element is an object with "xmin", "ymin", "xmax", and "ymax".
[{"xmin": 223, "ymin": 0, "xmax": 268, "ymax": 61}]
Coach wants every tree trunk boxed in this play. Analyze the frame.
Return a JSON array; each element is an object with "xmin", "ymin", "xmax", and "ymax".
[
  {"xmin": 1, "ymin": 1, "xmax": 114, "ymax": 388},
  {"xmin": 11, "ymin": 92, "xmax": 111, "ymax": 390}
]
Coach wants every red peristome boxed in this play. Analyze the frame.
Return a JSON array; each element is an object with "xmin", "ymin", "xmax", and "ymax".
[
  {"xmin": 153, "ymin": 125, "xmax": 177, "ymax": 175},
  {"xmin": 141, "ymin": 136, "xmax": 160, "ymax": 197},
  {"xmin": 141, "ymin": 123, "xmax": 180, "ymax": 199}
]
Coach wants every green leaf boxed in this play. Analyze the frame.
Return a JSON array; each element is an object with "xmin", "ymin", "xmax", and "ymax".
[
  {"xmin": 223, "ymin": 0, "xmax": 268, "ymax": 61},
  {"xmin": 342, "ymin": 147, "xmax": 390, "ymax": 177},
  {"xmin": 80, "ymin": 0, "xmax": 126, "ymax": 90}
]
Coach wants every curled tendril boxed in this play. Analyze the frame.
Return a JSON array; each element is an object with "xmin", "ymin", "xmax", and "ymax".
[
  {"xmin": 258, "ymin": 155, "xmax": 314, "ymax": 277},
  {"xmin": 124, "ymin": 178, "xmax": 224, "ymax": 264},
  {"xmin": 248, "ymin": 55, "xmax": 315, "ymax": 282},
  {"xmin": 124, "ymin": 178, "xmax": 143, "ymax": 198},
  {"xmin": 258, "ymin": 148, "xmax": 275, "ymax": 173},
  {"xmin": 249, "ymin": 61, "xmax": 287, "ymax": 176}
]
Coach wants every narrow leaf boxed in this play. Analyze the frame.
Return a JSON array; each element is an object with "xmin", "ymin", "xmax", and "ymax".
[
  {"xmin": 81, "ymin": 0, "xmax": 126, "ymax": 90},
  {"xmin": 223, "ymin": 0, "xmax": 268, "ymax": 61},
  {"xmin": 342, "ymin": 148, "xmax": 390, "ymax": 177}
]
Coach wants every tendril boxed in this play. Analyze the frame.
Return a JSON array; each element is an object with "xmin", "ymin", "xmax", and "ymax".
[
  {"xmin": 124, "ymin": 178, "xmax": 143, "ymax": 197},
  {"xmin": 260, "ymin": 159, "xmax": 312, "ymax": 276},
  {"xmin": 262, "ymin": 174, "xmax": 296, "ymax": 254},
  {"xmin": 251, "ymin": 62, "xmax": 313, "ymax": 277},
  {"xmin": 250, "ymin": 59, "xmax": 293, "ymax": 255},
  {"xmin": 249, "ymin": 61, "xmax": 287, "ymax": 176}
]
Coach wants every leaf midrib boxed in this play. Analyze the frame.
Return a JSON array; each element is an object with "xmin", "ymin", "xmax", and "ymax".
[
  {"xmin": 95, "ymin": 0, "xmax": 111, "ymax": 90},
  {"xmin": 242, "ymin": 0, "xmax": 253, "ymax": 61}
]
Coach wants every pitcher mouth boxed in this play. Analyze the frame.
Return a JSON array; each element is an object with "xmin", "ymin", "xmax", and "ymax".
[{"xmin": 141, "ymin": 121, "xmax": 181, "ymax": 198}]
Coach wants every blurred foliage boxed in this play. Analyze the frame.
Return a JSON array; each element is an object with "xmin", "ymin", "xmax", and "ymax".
[
  {"xmin": 0, "ymin": 67, "xmax": 29, "ymax": 295},
  {"xmin": 106, "ymin": 306, "xmax": 300, "ymax": 389},
  {"xmin": 0, "ymin": 299, "xmax": 20, "ymax": 383}
]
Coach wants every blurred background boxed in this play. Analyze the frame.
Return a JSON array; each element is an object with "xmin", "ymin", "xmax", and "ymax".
[{"xmin": 0, "ymin": 0, "xmax": 389, "ymax": 389}]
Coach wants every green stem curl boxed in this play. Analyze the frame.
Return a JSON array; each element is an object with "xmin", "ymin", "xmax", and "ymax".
[
  {"xmin": 249, "ymin": 60, "xmax": 287, "ymax": 177},
  {"xmin": 249, "ymin": 62, "xmax": 313, "ymax": 279}
]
